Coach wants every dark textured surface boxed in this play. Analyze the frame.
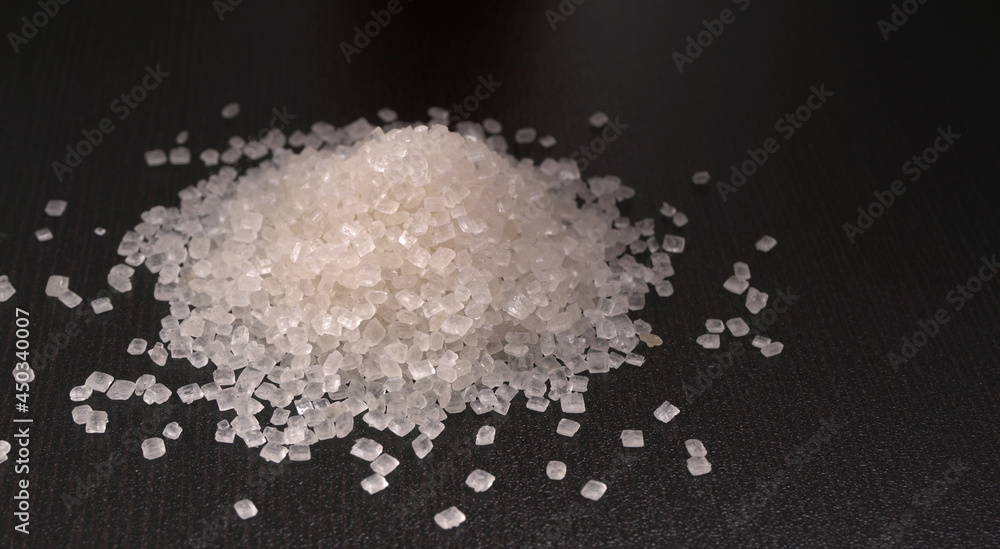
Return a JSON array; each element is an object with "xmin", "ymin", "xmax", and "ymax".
[{"xmin": 1, "ymin": 1, "xmax": 999, "ymax": 547}]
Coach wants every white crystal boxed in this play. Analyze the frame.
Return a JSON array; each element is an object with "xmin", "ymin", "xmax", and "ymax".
[
  {"xmin": 687, "ymin": 456, "xmax": 712, "ymax": 476},
  {"xmin": 234, "ymin": 499, "xmax": 258, "ymax": 519},
  {"xmin": 351, "ymin": 437, "xmax": 383, "ymax": 461},
  {"xmin": 761, "ymin": 341, "xmax": 784, "ymax": 357},
  {"xmin": 746, "ymin": 287, "xmax": 769, "ymax": 315},
  {"xmin": 465, "ymin": 469, "xmax": 496, "ymax": 492},
  {"xmin": 45, "ymin": 199, "xmax": 68, "ymax": 216},
  {"xmin": 726, "ymin": 317, "xmax": 750, "ymax": 337},
  {"xmin": 361, "ymin": 473, "xmax": 388, "ymax": 494},
  {"xmin": 755, "ymin": 235, "xmax": 777, "ymax": 252},
  {"xmin": 163, "ymin": 422, "xmax": 183, "ymax": 440},
  {"xmin": 621, "ymin": 429, "xmax": 644, "ymax": 447},
  {"xmin": 141, "ymin": 437, "xmax": 166, "ymax": 459},
  {"xmin": 434, "ymin": 506, "xmax": 466, "ymax": 529},
  {"xmin": 127, "ymin": 338, "xmax": 148, "ymax": 355},
  {"xmin": 546, "ymin": 460, "xmax": 567, "ymax": 480},
  {"xmin": 654, "ymin": 401, "xmax": 680, "ymax": 423},
  {"xmin": 581, "ymin": 480, "xmax": 607, "ymax": 501},
  {"xmin": 557, "ymin": 418, "xmax": 581, "ymax": 437},
  {"xmin": 475, "ymin": 425, "xmax": 495, "ymax": 446}
]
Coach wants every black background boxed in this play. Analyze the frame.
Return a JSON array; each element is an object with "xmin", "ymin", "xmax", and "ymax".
[{"xmin": 1, "ymin": 1, "xmax": 999, "ymax": 547}]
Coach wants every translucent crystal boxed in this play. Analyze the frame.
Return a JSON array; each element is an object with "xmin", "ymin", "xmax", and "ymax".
[
  {"xmin": 371, "ymin": 453, "xmax": 399, "ymax": 476},
  {"xmin": 581, "ymin": 480, "xmax": 607, "ymax": 501},
  {"xmin": 85, "ymin": 371, "xmax": 114, "ymax": 393},
  {"xmin": 141, "ymin": 438, "xmax": 166, "ymax": 459},
  {"xmin": 234, "ymin": 499, "xmax": 258, "ymax": 519},
  {"xmin": 687, "ymin": 456, "xmax": 712, "ymax": 476},
  {"xmin": 434, "ymin": 506, "xmax": 466, "ymax": 529},
  {"xmin": 85, "ymin": 411, "xmax": 108, "ymax": 433},
  {"xmin": 755, "ymin": 235, "xmax": 777, "ymax": 252},
  {"xmin": 546, "ymin": 460, "xmax": 567, "ymax": 480},
  {"xmin": 106, "ymin": 380, "xmax": 136, "ymax": 400},
  {"xmin": 726, "ymin": 317, "xmax": 750, "ymax": 337},
  {"xmin": 475, "ymin": 425, "xmax": 495, "ymax": 446},
  {"xmin": 621, "ymin": 429, "xmax": 644, "ymax": 448},
  {"xmin": 746, "ymin": 287, "xmax": 769, "ymax": 315},
  {"xmin": 685, "ymin": 439, "xmax": 707, "ymax": 457},
  {"xmin": 361, "ymin": 473, "xmax": 388, "ymax": 494},
  {"xmin": 45, "ymin": 275, "xmax": 70, "ymax": 297},
  {"xmin": 69, "ymin": 385, "xmax": 92, "ymax": 402},
  {"xmin": 72, "ymin": 404, "xmax": 93, "ymax": 424},
  {"xmin": 724, "ymin": 275, "xmax": 749, "ymax": 295},
  {"xmin": 752, "ymin": 335, "xmax": 771, "ymax": 348},
  {"xmin": 45, "ymin": 199, "xmax": 68, "ymax": 216},
  {"xmin": 127, "ymin": 338, "xmax": 148, "ymax": 355},
  {"xmin": 412, "ymin": 433, "xmax": 433, "ymax": 459},
  {"xmin": 556, "ymin": 418, "xmax": 580, "ymax": 437},
  {"xmin": 560, "ymin": 393, "xmax": 585, "ymax": 414},
  {"xmin": 705, "ymin": 319, "xmax": 725, "ymax": 333},
  {"xmin": 465, "ymin": 469, "xmax": 496, "ymax": 492},
  {"xmin": 761, "ymin": 341, "xmax": 784, "ymax": 357},
  {"xmin": 163, "ymin": 422, "xmax": 183, "ymax": 440},
  {"xmin": 654, "ymin": 401, "xmax": 680, "ymax": 424},
  {"xmin": 696, "ymin": 334, "xmax": 720, "ymax": 349},
  {"xmin": 351, "ymin": 438, "xmax": 383, "ymax": 461}
]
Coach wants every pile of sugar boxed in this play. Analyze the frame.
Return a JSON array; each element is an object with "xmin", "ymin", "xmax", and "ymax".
[{"xmin": 109, "ymin": 120, "xmax": 680, "ymax": 468}]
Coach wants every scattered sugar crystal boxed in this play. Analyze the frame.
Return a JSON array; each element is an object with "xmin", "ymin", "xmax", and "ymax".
[
  {"xmin": 621, "ymin": 429, "xmax": 644, "ymax": 448},
  {"xmin": 134, "ymin": 375, "xmax": 156, "ymax": 395},
  {"xmin": 289, "ymin": 444, "xmax": 311, "ymax": 461},
  {"xmin": 221, "ymin": 102, "xmax": 240, "ymax": 119},
  {"xmin": 106, "ymin": 380, "xmax": 137, "ymax": 400},
  {"xmin": 388, "ymin": 417, "xmax": 416, "ymax": 437},
  {"xmin": 654, "ymin": 401, "xmax": 680, "ymax": 424},
  {"xmin": 475, "ymin": 425, "xmax": 495, "ymax": 446},
  {"xmin": 434, "ymin": 506, "xmax": 466, "ymax": 530},
  {"xmin": 755, "ymin": 235, "xmax": 777, "ymax": 252},
  {"xmin": 692, "ymin": 171, "xmax": 710, "ymax": 185},
  {"xmin": 142, "ymin": 383, "xmax": 171, "ymax": 405},
  {"xmin": 752, "ymin": 335, "xmax": 771, "ymax": 348},
  {"xmin": 659, "ymin": 202, "xmax": 677, "ymax": 217},
  {"xmin": 514, "ymin": 128, "xmax": 537, "ymax": 144},
  {"xmin": 141, "ymin": 437, "xmax": 166, "ymax": 459},
  {"xmin": 145, "ymin": 149, "xmax": 167, "ymax": 166},
  {"xmin": 639, "ymin": 333, "xmax": 662, "ymax": 347},
  {"xmin": 466, "ymin": 469, "xmax": 496, "ymax": 492},
  {"xmin": 127, "ymin": 338, "xmax": 148, "ymax": 355},
  {"xmin": 419, "ymin": 420, "xmax": 445, "ymax": 440},
  {"xmin": 72, "ymin": 405, "xmax": 93, "ymax": 424},
  {"xmin": 477, "ymin": 118, "xmax": 500, "ymax": 136},
  {"xmin": 45, "ymin": 275, "xmax": 70, "ymax": 297},
  {"xmin": 351, "ymin": 438, "xmax": 383, "ymax": 461},
  {"xmin": 553, "ymin": 388, "xmax": 584, "ymax": 412},
  {"xmin": 662, "ymin": 235, "xmax": 685, "ymax": 253},
  {"xmin": 724, "ymin": 275, "xmax": 750, "ymax": 295},
  {"xmin": 557, "ymin": 418, "xmax": 581, "ymax": 437},
  {"xmin": 0, "ymin": 440, "xmax": 8, "ymax": 456},
  {"xmin": 94, "ymin": 227, "xmax": 106, "ymax": 236},
  {"xmin": 672, "ymin": 212, "xmax": 689, "ymax": 227},
  {"xmin": 654, "ymin": 280, "xmax": 674, "ymax": 297},
  {"xmin": 685, "ymin": 439, "xmax": 707, "ymax": 457},
  {"xmin": 163, "ymin": 422, "xmax": 183, "ymax": 440},
  {"xmin": 169, "ymin": 147, "xmax": 191, "ymax": 165},
  {"xmin": 526, "ymin": 396, "xmax": 550, "ymax": 412},
  {"xmin": 175, "ymin": 130, "xmax": 189, "ymax": 144},
  {"xmin": 70, "ymin": 385, "xmax": 92, "ymax": 402},
  {"xmin": 376, "ymin": 108, "xmax": 398, "ymax": 123},
  {"xmin": 361, "ymin": 473, "xmax": 388, "ymax": 495},
  {"xmin": 234, "ymin": 499, "xmax": 258, "ymax": 519},
  {"xmin": 734, "ymin": 262, "xmax": 751, "ymax": 281},
  {"xmin": 148, "ymin": 343, "xmax": 168, "ymax": 366},
  {"xmin": 696, "ymin": 334, "xmax": 720, "ymax": 349},
  {"xmin": 85, "ymin": 371, "xmax": 114, "ymax": 393},
  {"xmin": 270, "ymin": 408, "xmax": 290, "ymax": 426},
  {"xmin": 216, "ymin": 421, "xmax": 236, "ymax": 443},
  {"xmin": 58, "ymin": 290, "xmax": 82, "ymax": 308},
  {"xmin": 371, "ymin": 453, "xmax": 399, "ymax": 476},
  {"xmin": 91, "ymin": 297, "xmax": 113, "ymax": 314},
  {"xmin": 687, "ymin": 456, "xmax": 712, "ymax": 476},
  {"xmin": 0, "ymin": 276, "xmax": 14, "ymax": 302},
  {"xmin": 546, "ymin": 460, "xmax": 567, "ymax": 480},
  {"xmin": 177, "ymin": 383, "xmax": 205, "ymax": 404},
  {"xmin": 589, "ymin": 111, "xmax": 610, "ymax": 128},
  {"xmin": 412, "ymin": 433, "xmax": 433, "ymax": 459},
  {"xmin": 726, "ymin": 317, "xmax": 750, "ymax": 337},
  {"xmin": 45, "ymin": 199, "xmax": 68, "ymax": 216},
  {"xmin": 746, "ymin": 287, "xmax": 769, "ymax": 315},
  {"xmin": 85, "ymin": 411, "xmax": 108, "ymax": 433},
  {"xmin": 624, "ymin": 352, "xmax": 646, "ymax": 366},
  {"xmin": 35, "ymin": 228, "xmax": 53, "ymax": 242},
  {"xmin": 581, "ymin": 480, "xmax": 607, "ymax": 501},
  {"xmin": 260, "ymin": 442, "xmax": 288, "ymax": 462},
  {"xmin": 705, "ymin": 319, "xmax": 725, "ymax": 333},
  {"xmin": 538, "ymin": 135, "xmax": 557, "ymax": 148},
  {"xmin": 761, "ymin": 341, "xmax": 784, "ymax": 357},
  {"xmin": 199, "ymin": 148, "xmax": 219, "ymax": 166}
]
